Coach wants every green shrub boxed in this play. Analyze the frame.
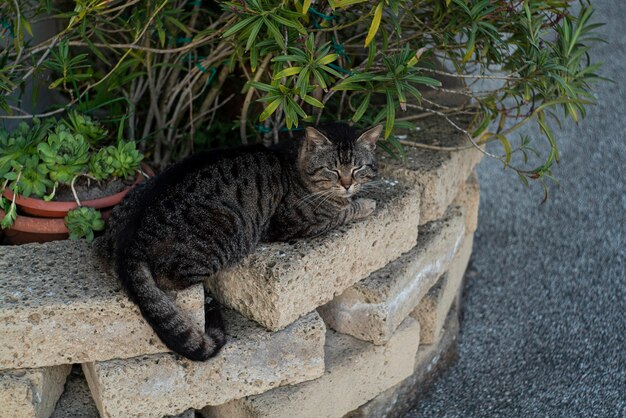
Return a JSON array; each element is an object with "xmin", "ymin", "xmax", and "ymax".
[{"xmin": 0, "ymin": 0, "xmax": 604, "ymax": 191}]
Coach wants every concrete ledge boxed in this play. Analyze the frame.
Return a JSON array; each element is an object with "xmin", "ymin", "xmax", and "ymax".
[
  {"xmin": 378, "ymin": 114, "xmax": 482, "ymax": 225},
  {"xmin": 345, "ymin": 306, "xmax": 460, "ymax": 418},
  {"xmin": 413, "ymin": 233, "xmax": 473, "ymax": 344},
  {"xmin": 0, "ymin": 241, "xmax": 204, "ymax": 370},
  {"xmin": 318, "ymin": 207, "xmax": 465, "ymax": 345},
  {"xmin": 202, "ymin": 317, "xmax": 420, "ymax": 418},
  {"xmin": 453, "ymin": 172, "xmax": 480, "ymax": 234},
  {"xmin": 83, "ymin": 310, "xmax": 326, "ymax": 418},
  {"xmin": 206, "ymin": 181, "xmax": 420, "ymax": 331},
  {"xmin": 0, "ymin": 364, "xmax": 71, "ymax": 418}
]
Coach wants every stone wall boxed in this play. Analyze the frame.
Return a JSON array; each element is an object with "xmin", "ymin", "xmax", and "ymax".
[{"xmin": 0, "ymin": 117, "xmax": 481, "ymax": 417}]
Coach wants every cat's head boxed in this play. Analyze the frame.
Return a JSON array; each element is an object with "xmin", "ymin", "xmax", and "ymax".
[{"xmin": 298, "ymin": 123, "xmax": 381, "ymax": 199}]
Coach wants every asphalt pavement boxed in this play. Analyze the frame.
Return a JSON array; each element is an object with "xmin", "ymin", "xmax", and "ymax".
[{"xmin": 407, "ymin": 2, "xmax": 626, "ymax": 417}]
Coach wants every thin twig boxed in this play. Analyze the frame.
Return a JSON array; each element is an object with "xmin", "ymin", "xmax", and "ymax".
[
  {"xmin": 9, "ymin": 0, "xmax": 23, "ymax": 75},
  {"xmin": 404, "ymin": 103, "xmax": 498, "ymax": 159},
  {"xmin": 418, "ymin": 67, "xmax": 521, "ymax": 81},
  {"xmin": 240, "ymin": 54, "xmax": 272, "ymax": 144},
  {"xmin": 398, "ymin": 140, "xmax": 473, "ymax": 151}
]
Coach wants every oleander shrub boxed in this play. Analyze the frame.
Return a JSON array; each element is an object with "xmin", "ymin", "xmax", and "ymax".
[{"xmin": 0, "ymin": 0, "xmax": 603, "ymax": 191}]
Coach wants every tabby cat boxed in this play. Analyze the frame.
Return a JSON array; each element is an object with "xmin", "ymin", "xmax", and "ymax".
[{"xmin": 96, "ymin": 123, "xmax": 382, "ymax": 361}]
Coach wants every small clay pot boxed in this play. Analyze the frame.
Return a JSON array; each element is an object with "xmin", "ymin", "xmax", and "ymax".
[
  {"xmin": 2, "ymin": 170, "xmax": 144, "ymax": 218},
  {"xmin": 0, "ymin": 209, "xmax": 115, "ymax": 245},
  {"xmin": 1, "ymin": 166, "xmax": 152, "ymax": 245},
  {"xmin": 1, "ymin": 211, "xmax": 69, "ymax": 244}
]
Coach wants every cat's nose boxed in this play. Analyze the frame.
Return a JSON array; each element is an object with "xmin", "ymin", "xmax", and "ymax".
[{"xmin": 340, "ymin": 176, "xmax": 352, "ymax": 190}]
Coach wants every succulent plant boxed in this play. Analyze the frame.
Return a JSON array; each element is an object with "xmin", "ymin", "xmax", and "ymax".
[
  {"xmin": 88, "ymin": 147, "xmax": 116, "ymax": 181},
  {"xmin": 107, "ymin": 140, "xmax": 143, "ymax": 179},
  {"xmin": 15, "ymin": 155, "xmax": 53, "ymax": 198},
  {"xmin": 65, "ymin": 111, "xmax": 108, "ymax": 144},
  {"xmin": 64, "ymin": 206, "xmax": 105, "ymax": 242},
  {"xmin": 0, "ymin": 112, "xmax": 143, "ymax": 236},
  {"xmin": 0, "ymin": 196, "xmax": 17, "ymax": 230},
  {"xmin": 37, "ymin": 125, "xmax": 90, "ymax": 183},
  {"xmin": 0, "ymin": 118, "xmax": 50, "ymax": 176}
]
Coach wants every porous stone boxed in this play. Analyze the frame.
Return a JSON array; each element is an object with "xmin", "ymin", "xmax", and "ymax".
[
  {"xmin": 318, "ymin": 207, "xmax": 466, "ymax": 345},
  {"xmin": 378, "ymin": 114, "xmax": 483, "ymax": 225},
  {"xmin": 0, "ymin": 240, "xmax": 204, "ymax": 370},
  {"xmin": 412, "ymin": 233, "xmax": 473, "ymax": 344},
  {"xmin": 51, "ymin": 366, "xmax": 198, "ymax": 418},
  {"xmin": 166, "ymin": 411, "xmax": 196, "ymax": 418},
  {"xmin": 0, "ymin": 364, "xmax": 71, "ymax": 418},
  {"xmin": 452, "ymin": 171, "xmax": 480, "ymax": 233},
  {"xmin": 83, "ymin": 310, "xmax": 326, "ymax": 418},
  {"xmin": 202, "ymin": 316, "xmax": 420, "ymax": 418},
  {"xmin": 206, "ymin": 181, "xmax": 420, "ymax": 331},
  {"xmin": 51, "ymin": 366, "xmax": 99, "ymax": 418},
  {"xmin": 344, "ymin": 306, "xmax": 460, "ymax": 418}
]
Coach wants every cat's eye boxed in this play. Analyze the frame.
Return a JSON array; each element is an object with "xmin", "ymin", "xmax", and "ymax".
[
  {"xmin": 327, "ymin": 169, "xmax": 340, "ymax": 178},
  {"xmin": 352, "ymin": 166, "xmax": 366, "ymax": 177}
]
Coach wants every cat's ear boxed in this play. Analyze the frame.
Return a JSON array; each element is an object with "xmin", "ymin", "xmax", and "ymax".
[
  {"xmin": 357, "ymin": 125, "xmax": 383, "ymax": 150},
  {"xmin": 305, "ymin": 127, "xmax": 332, "ymax": 149}
]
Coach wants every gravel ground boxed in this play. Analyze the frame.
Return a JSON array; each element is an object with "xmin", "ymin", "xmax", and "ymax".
[{"xmin": 407, "ymin": 3, "xmax": 626, "ymax": 417}]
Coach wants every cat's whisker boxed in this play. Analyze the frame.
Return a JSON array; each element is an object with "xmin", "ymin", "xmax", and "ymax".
[
  {"xmin": 313, "ymin": 191, "xmax": 341, "ymax": 211},
  {"xmin": 294, "ymin": 189, "xmax": 335, "ymax": 207}
]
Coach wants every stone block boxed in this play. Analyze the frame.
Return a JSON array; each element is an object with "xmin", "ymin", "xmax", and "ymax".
[
  {"xmin": 51, "ymin": 366, "xmax": 99, "ymax": 418},
  {"xmin": 344, "ymin": 306, "xmax": 460, "ymax": 418},
  {"xmin": 412, "ymin": 233, "xmax": 473, "ymax": 344},
  {"xmin": 318, "ymin": 208, "xmax": 465, "ymax": 345},
  {"xmin": 0, "ymin": 240, "xmax": 204, "ymax": 370},
  {"xmin": 378, "ymin": 114, "xmax": 483, "ymax": 225},
  {"xmin": 51, "ymin": 366, "xmax": 197, "ymax": 418},
  {"xmin": 83, "ymin": 310, "xmax": 326, "ymax": 418},
  {"xmin": 0, "ymin": 364, "xmax": 71, "ymax": 418},
  {"xmin": 206, "ymin": 181, "xmax": 420, "ymax": 331},
  {"xmin": 202, "ymin": 316, "xmax": 420, "ymax": 418},
  {"xmin": 453, "ymin": 171, "xmax": 480, "ymax": 233},
  {"xmin": 51, "ymin": 365, "xmax": 198, "ymax": 418}
]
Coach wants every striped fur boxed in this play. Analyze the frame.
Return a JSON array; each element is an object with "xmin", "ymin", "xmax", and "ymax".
[{"xmin": 96, "ymin": 124, "xmax": 381, "ymax": 360}]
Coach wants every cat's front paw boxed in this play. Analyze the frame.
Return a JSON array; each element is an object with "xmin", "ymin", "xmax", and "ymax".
[{"xmin": 354, "ymin": 198, "xmax": 376, "ymax": 219}]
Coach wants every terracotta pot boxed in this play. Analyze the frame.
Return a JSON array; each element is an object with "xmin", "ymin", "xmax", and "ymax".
[
  {"xmin": 2, "ymin": 170, "xmax": 144, "ymax": 218},
  {"xmin": 1, "ymin": 210, "xmax": 69, "ymax": 244},
  {"xmin": 1, "ymin": 165, "xmax": 152, "ymax": 245},
  {"xmin": 0, "ymin": 209, "xmax": 114, "ymax": 245}
]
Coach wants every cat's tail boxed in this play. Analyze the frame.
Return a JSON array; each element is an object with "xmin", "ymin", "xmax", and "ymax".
[{"xmin": 118, "ymin": 255, "xmax": 226, "ymax": 361}]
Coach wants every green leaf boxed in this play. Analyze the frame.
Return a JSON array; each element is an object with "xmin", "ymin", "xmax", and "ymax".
[
  {"xmin": 302, "ymin": 95, "xmax": 323, "ymax": 108},
  {"xmin": 352, "ymin": 93, "xmax": 371, "ymax": 123},
  {"xmin": 246, "ymin": 19, "xmax": 264, "ymax": 51},
  {"xmin": 247, "ymin": 81, "xmax": 275, "ymax": 92},
  {"xmin": 274, "ymin": 67, "xmax": 303, "ymax": 79},
  {"xmin": 223, "ymin": 16, "xmax": 257, "ymax": 38},
  {"xmin": 317, "ymin": 54, "xmax": 339, "ymax": 65},
  {"xmin": 365, "ymin": 2, "xmax": 384, "ymax": 47},
  {"xmin": 384, "ymin": 92, "xmax": 395, "ymax": 139},
  {"xmin": 494, "ymin": 134, "xmax": 512, "ymax": 167},
  {"xmin": 264, "ymin": 17, "xmax": 286, "ymax": 50},
  {"xmin": 259, "ymin": 99, "xmax": 282, "ymax": 121},
  {"xmin": 272, "ymin": 14, "xmax": 306, "ymax": 35},
  {"xmin": 302, "ymin": 0, "xmax": 312, "ymax": 14}
]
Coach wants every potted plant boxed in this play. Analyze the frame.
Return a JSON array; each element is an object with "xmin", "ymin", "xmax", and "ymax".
[{"xmin": 0, "ymin": 112, "xmax": 145, "ymax": 244}]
